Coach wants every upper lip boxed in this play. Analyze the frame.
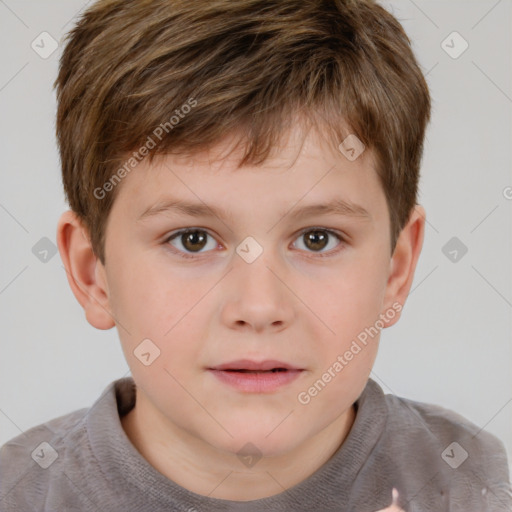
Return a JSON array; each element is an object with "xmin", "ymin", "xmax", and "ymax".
[{"xmin": 209, "ymin": 359, "xmax": 302, "ymax": 371}]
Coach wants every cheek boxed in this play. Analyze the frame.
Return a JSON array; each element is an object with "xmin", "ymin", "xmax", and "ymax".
[
  {"xmin": 302, "ymin": 255, "xmax": 388, "ymax": 377},
  {"xmin": 108, "ymin": 252, "xmax": 199, "ymax": 333},
  {"xmin": 109, "ymin": 261, "xmax": 209, "ymax": 377},
  {"xmin": 316, "ymin": 261, "xmax": 387, "ymax": 330}
]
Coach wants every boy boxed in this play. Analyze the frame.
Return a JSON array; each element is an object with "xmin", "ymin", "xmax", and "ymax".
[{"xmin": 1, "ymin": 0, "xmax": 510, "ymax": 510}]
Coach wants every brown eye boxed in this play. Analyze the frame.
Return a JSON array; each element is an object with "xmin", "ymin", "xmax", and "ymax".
[
  {"xmin": 293, "ymin": 228, "xmax": 343, "ymax": 255},
  {"xmin": 304, "ymin": 230, "xmax": 328, "ymax": 251},
  {"xmin": 182, "ymin": 231, "xmax": 207, "ymax": 251},
  {"xmin": 167, "ymin": 229, "xmax": 217, "ymax": 255}
]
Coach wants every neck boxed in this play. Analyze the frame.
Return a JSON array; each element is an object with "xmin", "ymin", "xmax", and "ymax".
[{"xmin": 121, "ymin": 389, "xmax": 356, "ymax": 501}]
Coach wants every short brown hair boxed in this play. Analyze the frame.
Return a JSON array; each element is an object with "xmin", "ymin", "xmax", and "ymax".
[{"xmin": 54, "ymin": 0, "xmax": 431, "ymax": 263}]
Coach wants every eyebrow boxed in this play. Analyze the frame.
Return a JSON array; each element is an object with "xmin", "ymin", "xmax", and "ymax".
[{"xmin": 138, "ymin": 197, "xmax": 372, "ymax": 222}]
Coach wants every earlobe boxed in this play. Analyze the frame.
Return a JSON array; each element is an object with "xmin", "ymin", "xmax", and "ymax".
[
  {"xmin": 382, "ymin": 205, "xmax": 426, "ymax": 328},
  {"xmin": 56, "ymin": 210, "xmax": 115, "ymax": 330}
]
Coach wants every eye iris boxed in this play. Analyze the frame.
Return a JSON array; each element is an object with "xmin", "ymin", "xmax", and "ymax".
[
  {"xmin": 305, "ymin": 230, "xmax": 328, "ymax": 251},
  {"xmin": 182, "ymin": 230, "xmax": 207, "ymax": 252}
]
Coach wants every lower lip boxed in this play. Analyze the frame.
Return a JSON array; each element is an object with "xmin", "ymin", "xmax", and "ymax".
[{"xmin": 208, "ymin": 369, "xmax": 303, "ymax": 392}]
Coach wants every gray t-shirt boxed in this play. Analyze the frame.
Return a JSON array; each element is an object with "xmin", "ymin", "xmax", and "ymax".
[{"xmin": 1, "ymin": 377, "xmax": 510, "ymax": 511}]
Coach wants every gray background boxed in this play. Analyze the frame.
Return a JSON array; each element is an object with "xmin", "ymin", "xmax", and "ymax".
[{"xmin": 1, "ymin": 0, "xmax": 511, "ymax": 475}]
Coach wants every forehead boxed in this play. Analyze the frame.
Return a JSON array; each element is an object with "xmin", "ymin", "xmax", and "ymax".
[{"xmin": 111, "ymin": 124, "xmax": 385, "ymax": 225}]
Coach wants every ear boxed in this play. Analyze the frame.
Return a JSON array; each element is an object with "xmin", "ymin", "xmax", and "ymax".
[
  {"xmin": 56, "ymin": 210, "xmax": 115, "ymax": 330},
  {"xmin": 381, "ymin": 205, "xmax": 425, "ymax": 328}
]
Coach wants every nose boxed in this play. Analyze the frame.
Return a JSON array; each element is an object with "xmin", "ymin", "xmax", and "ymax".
[{"xmin": 220, "ymin": 249, "xmax": 295, "ymax": 334}]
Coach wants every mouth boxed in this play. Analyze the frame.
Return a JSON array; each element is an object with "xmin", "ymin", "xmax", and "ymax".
[
  {"xmin": 209, "ymin": 359, "xmax": 303, "ymax": 372},
  {"xmin": 221, "ymin": 368, "xmax": 290, "ymax": 373},
  {"xmin": 207, "ymin": 359, "xmax": 305, "ymax": 392}
]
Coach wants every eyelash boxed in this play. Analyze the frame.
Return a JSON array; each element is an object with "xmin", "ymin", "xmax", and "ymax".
[{"xmin": 163, "ymin": 227, "xmax": 346, "ymax": 260}]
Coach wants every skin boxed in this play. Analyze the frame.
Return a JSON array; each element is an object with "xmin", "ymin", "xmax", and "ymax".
[{"xmin": 57, "ymin": 123, "xmax": 425, "ymax": 501}]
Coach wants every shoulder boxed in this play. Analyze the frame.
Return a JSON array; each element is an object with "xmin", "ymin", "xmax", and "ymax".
[
  {"xmin": 0, "ymin": 378, "xmax": 130, "ymax": 512},
  {"xmin": 383, "ymin": 390, "xmax": 507, "ymax": 458},
  {"xmin": 375, "ymin": 385, "xmax": 512, "ymax": 509},
  {"xmin": 0, "ymin": 407, "xmax": 89, "ymax": 511}
]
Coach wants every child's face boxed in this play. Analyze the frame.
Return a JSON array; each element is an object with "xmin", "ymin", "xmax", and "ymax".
[{"xmin": 94, "ymin": 126, "xmax": 419, "ymax": 457}]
